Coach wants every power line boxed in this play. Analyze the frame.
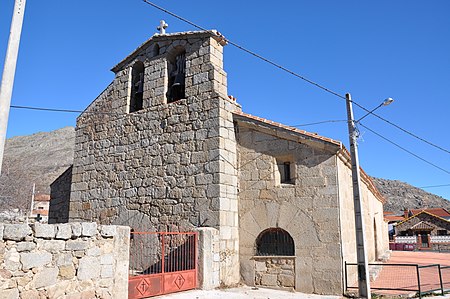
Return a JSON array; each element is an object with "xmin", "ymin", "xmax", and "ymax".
[
  {"xmin": 10, "ymin": 105, "xmax": 118, "ymax": 116},
  {"xmin": 292, "ymin": 120, "xmax": 347, "ymax": 127},
  {"xmin": 140, "ymin": 0, "xmax": 450, "ymax": 156},
  {"xmin": 359, "ymin": 123, "xmax": 450, "ymax": 176},
  {"xmin": 352, "ymin": 102, "xmax": 450, "ymax": 155},
  {"xmin": 11, "ymin": 105, "xmax": 83, "ymax": 113},
  {"xmin": 419, "ymin": 184, "xmax": 450, "ymax": 189}
]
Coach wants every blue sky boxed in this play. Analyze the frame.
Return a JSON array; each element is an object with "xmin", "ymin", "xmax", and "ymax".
[{"xmin": 1, "ymin": 1, "xmax": 449, "ymax": 200}]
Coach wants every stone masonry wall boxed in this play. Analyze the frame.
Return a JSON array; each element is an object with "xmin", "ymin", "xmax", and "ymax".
[
  {"xmin": 0, "ymin": 222, "xmax": 129, "ymax": 299},
  {"xmin": 49, "ymin": 166, "xmax": 73, "ymax": 224},
  {"xmin": 69, "ymin": 32, "xmax": 241, "ymax": 285},
  {"xmin": 254, "ymin": 257, "xmax": 295, "ymax": 290},
  {"xmin": 236, "ymin": 123, "xmax": 343, "ymax": 294}
]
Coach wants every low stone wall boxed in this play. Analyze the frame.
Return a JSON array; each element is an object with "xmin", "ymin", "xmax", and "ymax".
[
  {"xmin": 0, "ymin": 222, "xmax": 129, "ymax": 299},
  {"xmin": 254, "ymin": 257, "xmax": 295, "ymax": 290}
]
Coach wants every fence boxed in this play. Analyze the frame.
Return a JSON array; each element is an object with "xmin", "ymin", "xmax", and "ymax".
[
  {"xmin": 129, "ymin": 231, "xmax": 197, "ymax": 299},
  {"xmin": 389, "ymin": 243, "xmax": 416, "ymax": 251},
  {"xmin": 345, "ymin": 262, "xmax": 450, "ymax": 298}
]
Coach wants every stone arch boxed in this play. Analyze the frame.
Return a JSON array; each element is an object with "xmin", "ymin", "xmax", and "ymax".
[
  {"xmin": 129, "ymin": 61, "xmax": 144, "ymax": 113},
  {"xmin": 255, "ymin": 227, "xmax": 295, "ymax": 256}
]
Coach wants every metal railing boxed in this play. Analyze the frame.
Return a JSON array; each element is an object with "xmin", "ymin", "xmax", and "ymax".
[
  {"xmin": 345, "ymin": 262, "xmax": 450, "ymax": 298},
  {"xmin": 129, "ymin": 231, "xmax": 197, "ymax": 299}
]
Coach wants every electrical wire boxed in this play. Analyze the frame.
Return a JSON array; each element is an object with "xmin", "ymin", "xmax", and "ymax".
[
  {"xmin": 359, "ymin": 123, "xmax": 450, "ymax": 176},
  {"xmin": 292, "ymin": 120, "xmax": 347, "ymax": 127},
  {"xmin": 352, "ymin": 102, "xmax": 450, "ymax": 155},
  {"xmin": 419, "ymin": 184, "xmax": 450, "ymax": 189},
  {"xmin": 140, "ymin": 0, "xmax": 450, "ymax": 156},
  {"xmin": 11, "ymin": 105, "xmax": 84, "ymax": 113}
]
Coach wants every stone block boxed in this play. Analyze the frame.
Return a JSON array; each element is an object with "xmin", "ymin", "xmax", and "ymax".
[
  {"xmin": 87, "ymin": 246, "xmax": 101, "ymax": 256},
  {"xmin": 19, "ymin": 290, "xmax": 39, "ymax": 299},
  {"xmin": 77, "ymin": 256, "xmax": 100, "ymax": 280},
  {"xmin": 21, "ymin": 252, "xmax": 52, "ymax": 269},
  {"xmin": 101, "ymin": 265, "xmax": 113, "ymax": 278},
  {"xmin": 56, "ymin": 223, "xmax": 72, "ymax": 239},
  {"xmin": 66, "ymin": 239, "xmax": 89, "ymax": 251},
  {"xmin": 33, "ymin": 267, "xmax": 58, "ymax": 288},
  {"xmin": 0, "ymin": 269, "xmax": 12, "ymax": 279},
  {"xmin": 260, "ymin": 273, "xmax": 278, "ymax": 286},
  {"xmin": 34, "ymin": 223, "xmax": 56, "ymax": 238},
  {"xmin": 3, "ymin": 224, "xmax": 32, "ymax": 241},
  {"xmin": 37, "ymin": 239, "xmax": 65, "ymax": 253},
  {"xmin": 59, "ymin": 264, "xmax": 76, "ymax": 279},
  {"xmin": 0, "ymin": 224, "xmax": 3, "ymax": 240},
  {"xmin": 82, "ymin": 222, "xmax": 97, "ymax": 237},
  {"xmin": 278, "ymin": 273, "xmax": 295, "ymax": 287},
  {"xmin": 0, "ymin": 288, "xmax": 19, "ymax": 299},
  {"xmin": 56, "ymin": 252, "xmax": 73, "ymax": 266},
  {"xmin": 4, "ymin": 249, "xmax": 20, "ymax": 271},
  {"xmin": 100, "ymin": 254, "xmax": 113, "ymax": 265},
  {"xmin": 255, "ymin": 260, "xmax": 267, "ymax": 272},
  {"xmin": 100, "ymin": 225, "xmax": 117, "ymax": 238},
  {"xmin": 16, "ymin": 241, "xmax": 36, "ymax": 252},
  {"xmin": 71, "ymin": 222, "xmax": 82, "ymax": 237}
]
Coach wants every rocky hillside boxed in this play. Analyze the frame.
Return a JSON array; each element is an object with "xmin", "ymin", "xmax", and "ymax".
[
  {"xmin": 372, "ymin": 177, "xmax": 450, "ymax": 214},
  {"xmin": 0, "ymin": 127, "xmax": 75, "ymax": 210},
  {"xmin": 0, "ymin": 127, "xmax": 449, "ymax": 214}
]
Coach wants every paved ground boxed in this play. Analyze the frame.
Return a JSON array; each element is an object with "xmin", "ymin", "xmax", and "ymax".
[
  {"xmin": 152, "ymin": 286, "xmax": 341, "ymax": 299},
  {"xmin": 369, "ymin": 251, "xmax": 450, "ymax": 297},
  {"xmin": 150, "ymin": 251, "xmax": 450, "ymax": 299}
]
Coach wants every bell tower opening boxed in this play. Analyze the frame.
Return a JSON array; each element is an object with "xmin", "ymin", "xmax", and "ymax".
[
  {"xmin": 167, "ymin": 50, "xmax": 186, "ymax": 103},
  {"xmin": 130, "ymin": 61, "xmax": 144, "ymax": 113}
]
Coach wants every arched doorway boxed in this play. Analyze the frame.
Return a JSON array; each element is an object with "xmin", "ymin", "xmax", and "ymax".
[{"xmin": 253, "ymin": 228, "xmax": 295, "ymax": 289}]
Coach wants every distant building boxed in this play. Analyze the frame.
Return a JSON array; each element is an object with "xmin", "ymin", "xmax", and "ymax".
[
  {"xmin": 31, "ymin": 193, "xmax": 50, "ymax": 223},
  {"xmin": 394, "ymin": 209, "xmax": 450, "ymax": 251},
  {"xmin": 50, "ymin": 29, "xmax": 389, "ymax": 294}
]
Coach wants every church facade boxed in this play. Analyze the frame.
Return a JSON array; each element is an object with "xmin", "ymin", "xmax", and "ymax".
[{"xmin": 52, "ymin": 30, "xmax": 388, "ymax": 294}]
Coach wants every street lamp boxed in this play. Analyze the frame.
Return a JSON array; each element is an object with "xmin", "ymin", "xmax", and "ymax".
[{"xmin": 345, "ymin": 93, "xmax": 393, "ymax": 298}]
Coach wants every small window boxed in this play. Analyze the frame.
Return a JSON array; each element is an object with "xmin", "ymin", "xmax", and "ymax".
[
  {"xmin": 130, "ymin": 61, "xmax": 144, "ymax": 113},
  {"xmin": 256, "ymin": 228, "xmax": 294, "ymax": 256},
  {"xmin": 277, "ymin": 160, "xmax": 294, "ymax": 184},
  {"xmin": 437, "ymin": 230, "xmax": 448, "ymax": 236}
]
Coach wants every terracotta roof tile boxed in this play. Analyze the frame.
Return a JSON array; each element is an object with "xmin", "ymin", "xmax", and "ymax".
[
  {"xmin": 384, "ymin": 215, "xmax": 405, "ymax": 222},
  {"xmin": 410, "ymin": 208, "xmax": 450, "ymax": 218}
]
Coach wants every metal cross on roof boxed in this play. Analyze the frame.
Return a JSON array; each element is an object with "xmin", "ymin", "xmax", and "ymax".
[{"xmin": 157, "ymin": 20, "xmax": 168, "ymax": 34}]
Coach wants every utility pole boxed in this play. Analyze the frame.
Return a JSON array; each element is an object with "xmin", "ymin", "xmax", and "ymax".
[
  {"xmin": 346, "ymin": 93, "xmax": 370, "ymax": 298},
  {"xmin": 0, "ymin": 0, "xmax": 27, "ymax": 174}
]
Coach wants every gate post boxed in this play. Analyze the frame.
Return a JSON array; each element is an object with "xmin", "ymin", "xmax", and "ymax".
[{"xmin": 195, "ymin": 227, "xmax": 220, "ymax": 290}]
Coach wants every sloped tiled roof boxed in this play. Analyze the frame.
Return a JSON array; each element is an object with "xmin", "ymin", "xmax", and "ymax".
[
  {"xmin": 397, "ymin": 210, "xmax": 450, "ymax": 226},
  {"xmin": 410, "ymin": 208, "xmax": 450, "ymax": 218},
  {"xmin": 385, "ymin": 215, "xmax": 405, "ymax": 222}
]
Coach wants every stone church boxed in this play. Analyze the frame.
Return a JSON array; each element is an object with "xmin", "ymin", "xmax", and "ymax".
[{"xmin": 49, "ymin": 29, "xmax": 389, "ymax": 294}]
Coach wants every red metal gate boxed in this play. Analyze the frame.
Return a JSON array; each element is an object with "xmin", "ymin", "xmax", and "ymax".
[{"xmin": 128, "ymin": 231, "xmax": 197, "ymax": 299}]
